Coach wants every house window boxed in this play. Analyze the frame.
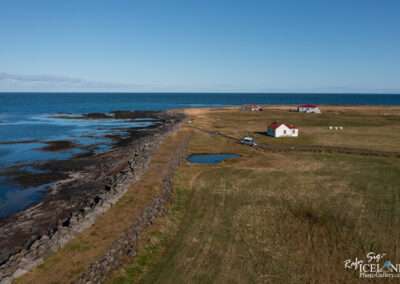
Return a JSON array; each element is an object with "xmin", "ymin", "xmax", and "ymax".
[
  {"xmin": 292, "ymin": 130, "xmax": 295, "ymax": 134},
  {"xmin": 283, "ymin": 130, "xmax": 286, "ymax": 134}
]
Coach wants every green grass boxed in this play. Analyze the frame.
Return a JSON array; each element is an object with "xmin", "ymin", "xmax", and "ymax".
[
  {"xmin": 107, "ymin": 108, "xmax": 400, "ymax": 282},
  {"xmin": 109, "ymin": 167, "xmax": 195, "ymax": 284},
  {"xmin": 198, "ymin": 108, "xmax": 400, "ymax": 151},
  {"xmin": 111, "ymin": 242, "xmax": 165, "ymax": 284},
  {"xmin": 208, "ymin": 109, "xmax": 396, "ymax": 128},
  {"xmin": 138, "ymin": 147, "xmax": 400, "ymax": 283},
  {"xmin": 65, "ymin": 243, "xmax": 90, "ymax": 252}
]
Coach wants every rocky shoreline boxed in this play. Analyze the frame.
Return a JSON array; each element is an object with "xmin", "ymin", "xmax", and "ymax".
[
  {"xmin": 75, "ymin": 131, "xmax": 193, "ymax": 283},
  {"xmin": 0, "ymin": 110, "xmax": 186, "ymax": 284}
]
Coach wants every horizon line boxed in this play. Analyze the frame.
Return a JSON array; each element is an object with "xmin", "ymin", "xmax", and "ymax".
[{"xmin": 1, "ymin": 91, "xmax": 399, "ymax": 95}]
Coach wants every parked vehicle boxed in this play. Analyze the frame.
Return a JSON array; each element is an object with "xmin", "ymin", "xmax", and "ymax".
[{"xmin": 240, "ymin": 137, "xmax": 258, "ymax": 146}]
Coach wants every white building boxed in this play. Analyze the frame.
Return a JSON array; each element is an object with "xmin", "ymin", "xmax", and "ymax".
[
  {"xmin": 267, "ymin": 122, "xmax": 298, "ymax": 137},
  {"xmin": 241, "ymin": 104, "xmax": 263, "ymax": 111},
  {"xmin": 298, "ymin": 104, "xmax": 321, "ymax": 113}
]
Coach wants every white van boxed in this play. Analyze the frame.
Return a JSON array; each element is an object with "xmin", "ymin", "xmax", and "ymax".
[{"xmin": 240, "ymin": 137, "xmax": 258, "ymax": 146}]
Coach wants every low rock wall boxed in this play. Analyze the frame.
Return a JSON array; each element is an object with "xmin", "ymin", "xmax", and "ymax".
[{"xmin": 74, "ymin": 132, "xmax": 193, "ymax": 284}]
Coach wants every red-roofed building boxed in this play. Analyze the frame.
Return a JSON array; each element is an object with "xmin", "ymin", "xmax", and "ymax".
[
  {"xmin": 267, "ymin": 121, "xmax": 298, "ymax": 137},
  {"xmin": 241, "ymin": 104, "xmax": 263, "ymax": 111},
  {"xmin": 298, "ymin": 104, "xmax": 321, "ymax": 113}
]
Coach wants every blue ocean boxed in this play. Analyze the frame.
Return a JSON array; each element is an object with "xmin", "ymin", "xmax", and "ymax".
[{"xmin": 0, "ymin": 92, "xmax": 399, "ymax": 218}]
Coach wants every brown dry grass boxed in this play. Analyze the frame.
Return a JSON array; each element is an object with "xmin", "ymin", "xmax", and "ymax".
[
  {"xmin": 138, "ymin": 130, "xmax": 400, "ymax": 283},
  {"xmin": 116, "ymin": 107, "xmax": 400, "ymax": 283},
  {"xmin": 182, "ymin": 105, "xmax": 400, "ymax": 152}
]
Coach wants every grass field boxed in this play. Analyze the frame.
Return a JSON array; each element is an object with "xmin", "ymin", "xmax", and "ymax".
[
  {"xmin": 112, "ymin": 106, "xmax": 400, "ymax": 283},
  {"xmin": 14, "ymin": 106, "xmax": 400, "ymax": 283},
  {"xmin": 184, "ymin": 105, "xmax": 400, "ymax": 151}
]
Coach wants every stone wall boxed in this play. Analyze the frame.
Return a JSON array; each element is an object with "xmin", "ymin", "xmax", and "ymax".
[
  {"xmin": 0, "ymin": 112, "xmax": 186, "ymax": 284},
  {"xmin": 74, "ymin": 132, "xmax": 193, "ymax": 284}
]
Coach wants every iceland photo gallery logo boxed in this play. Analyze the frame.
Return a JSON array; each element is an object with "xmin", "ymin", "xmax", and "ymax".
[{"xmin": 344, "ymin": 252, "xmax": 400, "ymax": 279}]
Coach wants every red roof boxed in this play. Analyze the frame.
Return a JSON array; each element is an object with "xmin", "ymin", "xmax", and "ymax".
[
  {"xmin": 299, "ymin": 104, "xmax": 317, "ymax": 108},
  {"xmin": 245, "ymin": 104, "xmax": 261, "ymax": 108},
  {"xmin": 267, "ymin": 123, "xmax": 298, "ymax": 130}
]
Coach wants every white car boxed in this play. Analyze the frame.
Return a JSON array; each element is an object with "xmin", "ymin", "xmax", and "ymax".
[{"xmin": 240, "ymin": 137, "xmax": 258, "ymax": 146}]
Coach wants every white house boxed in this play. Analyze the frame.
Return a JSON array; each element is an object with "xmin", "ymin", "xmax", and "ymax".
[
  {"xmin": 267, "ymin": 122, "xmax": 298, "ymax": 137},
  {"xmin": 241, "ymin": 104, "xmax": 263, "ymax": 111},
  {"xmin": 298, "ymin": 104, "xmax": 321, "ymax": 113}
]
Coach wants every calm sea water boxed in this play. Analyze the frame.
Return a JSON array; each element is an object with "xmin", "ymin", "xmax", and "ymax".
[
  {"xmin": 1, "ymin": 93, "xmax": 400, "ymax": 115},
  {"xmin": 0, "ymin": 92, "xmax": 399, "ymax": 218}
]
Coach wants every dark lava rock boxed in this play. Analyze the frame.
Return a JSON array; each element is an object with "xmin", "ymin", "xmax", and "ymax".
[
  {"xmin": 10, "ymin": 171, "xmax": 68, "ymax": 187},
  {"xmin": 82, "ymin": 113, "xmax": 112, "ymax": 119},
  {"xmin": 1, "ymin": 140, "xmax": 41, "ymax": 145},
  {"xmin": 110, "ymin": 110, "xmax": 159, "ymax": 119},
  {"xmin": 38, "ymin": 157, "xmax": 99, "ymax": 172},
  {"xmin": 49, "ymin": 110, "xmax": 162, "ymax": 121},
  {"xmin": 39, "ymin": 140, "xmax": 79, "ymax": 152}
]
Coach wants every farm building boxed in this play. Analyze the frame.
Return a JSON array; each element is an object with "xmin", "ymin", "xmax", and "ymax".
[
  {"xmin": 242, "ymin": 104, "xmax": 263, "ymax": 111},
  {"xmin": 267, "ymin": 122, "xmax": 298, "ymax": 137},
  {"xmin": 298, "ymin": 104, "xmax": 321, "ymax": 113}
]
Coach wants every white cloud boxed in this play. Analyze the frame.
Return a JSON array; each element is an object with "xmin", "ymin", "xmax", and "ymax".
[
  {"xmin": 0, "ymin": 71, "xmax": 135, "ymax": 91},
  {"xmin": 0, "ymin": 71, "xmax": 398, "ymax": 93}
]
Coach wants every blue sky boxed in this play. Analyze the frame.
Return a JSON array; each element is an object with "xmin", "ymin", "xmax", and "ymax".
[{"xmin": 0, "ymin": 0, "xmax": 399, "ymax": 92}]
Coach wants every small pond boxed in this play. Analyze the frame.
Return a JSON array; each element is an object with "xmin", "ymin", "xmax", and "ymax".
[{"xmin": 188, "ymin": 154, "xmax": 240, "ymax": 165}]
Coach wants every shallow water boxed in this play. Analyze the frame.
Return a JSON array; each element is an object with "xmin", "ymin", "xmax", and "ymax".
[
  {"xmin": 0, "ymin": 182, "xmax": 55, "ymax": 218},
  {"xmin": 0, "ymin": 111, "xmax": 160, "ymax": 160},
  {"xmin": 188, "ymin": 154, "xmax": 240, "ymax": 164}
]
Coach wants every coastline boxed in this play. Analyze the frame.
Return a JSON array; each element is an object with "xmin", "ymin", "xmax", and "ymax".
[
  {"xmin": 0, "ymin": 110, "xmax": 186, "ymax": 284},
  {"xmin": 1, "ymin": 104, "xmax": 400, "ymax": 283}
]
